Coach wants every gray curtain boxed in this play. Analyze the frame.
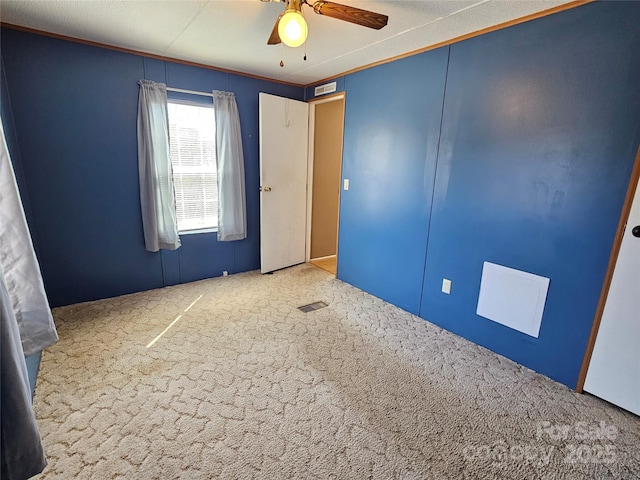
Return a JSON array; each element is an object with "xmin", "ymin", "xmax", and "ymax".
[
  {"xmin": 213, "ymin": 91, "xmax": 247, "ymax": 241},
  {"xmin": 137, "ymin": 80, "xmax": 181, "ymax": 252},
  {"xmin": 0, "ymin": 121, "xmax": 48, "ymax": 479},
  {"xmin": 0, "ymin": 121, "xmax": 58, "ymax": 356},
  {"xmin": 1, "ymin": 263, "xmax": 47, "ymax": 480}
]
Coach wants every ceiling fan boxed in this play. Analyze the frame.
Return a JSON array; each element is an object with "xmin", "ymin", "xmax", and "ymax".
[{"xmin": 263, "ymin": 0, "xmax": 388, "ymax": 48}]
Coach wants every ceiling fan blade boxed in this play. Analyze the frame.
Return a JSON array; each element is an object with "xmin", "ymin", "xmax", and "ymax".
[
  {"xmin": 267, "ymin": 13, "xmax": 283, "ymax": 44},
  {"xmin": 310, "ymin": 1, "xmax": 388, "ymax": 30}
]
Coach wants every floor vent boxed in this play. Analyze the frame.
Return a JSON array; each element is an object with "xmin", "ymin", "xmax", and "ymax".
[{"xmin": 297, "ymin": 301, "xmax": 328, "ymax": 313}]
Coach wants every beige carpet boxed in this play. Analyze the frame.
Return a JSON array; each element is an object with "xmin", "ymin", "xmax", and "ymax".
[{"xmin": 33, "ymin": 264, "xmax": 639, "ymax": 479}]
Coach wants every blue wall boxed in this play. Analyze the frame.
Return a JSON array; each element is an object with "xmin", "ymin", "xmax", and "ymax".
[
  {"xmin": 312, "ymin": 2, "xmax": 639, "ymax": 388},
  {"xmin": 1, "ymin": 29, "xmax": 303, "ymax": 307},
  {"xmin": 338, "ymin": 49, "xmax": 448, "ymax": 314},
  {"xmin": 420, "ymin": 2, "xmax": 640, "ymax": 388}
]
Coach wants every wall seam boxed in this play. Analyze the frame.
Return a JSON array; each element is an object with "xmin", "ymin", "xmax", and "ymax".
[
  {"xmin": 418, "ymin": 45, "xmax": 451, "ymax": 318},
  {"xmin": 160, "ymin": 250, "xmax": 167, "ymax": 286}
]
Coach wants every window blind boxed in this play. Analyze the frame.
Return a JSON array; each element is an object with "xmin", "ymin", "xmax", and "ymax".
[{"xmin": 168, "ymin": 102, "xmax": 218, "ymax": 232}]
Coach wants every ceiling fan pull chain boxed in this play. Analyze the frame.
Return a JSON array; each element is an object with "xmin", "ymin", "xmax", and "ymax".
[{"xmin": 302, "ymin": 5, "xmax": 308, "ymax": 58}]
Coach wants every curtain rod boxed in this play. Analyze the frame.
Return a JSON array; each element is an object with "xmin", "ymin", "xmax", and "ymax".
[{"xmin": 166, "ymin": 87, "xmax": 213, "ymax": 98}]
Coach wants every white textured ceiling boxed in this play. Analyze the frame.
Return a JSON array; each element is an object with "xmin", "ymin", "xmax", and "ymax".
[{"xmin": 0, "ymin": 0, "xmax": 575, "ymax": 86}]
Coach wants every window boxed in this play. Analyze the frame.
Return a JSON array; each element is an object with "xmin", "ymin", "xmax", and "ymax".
[{"xmin": 168, "ymin": 101, "xmax": 217, "ymax": 232}]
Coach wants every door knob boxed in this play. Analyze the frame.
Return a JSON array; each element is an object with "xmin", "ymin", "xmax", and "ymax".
[
  {"xmin": 260, "ymin": 186, "xmax": 272, "ymax": 192},
  {"xmin": 632, "ymin": 225, "xmax": 640, "ymax": 238}
]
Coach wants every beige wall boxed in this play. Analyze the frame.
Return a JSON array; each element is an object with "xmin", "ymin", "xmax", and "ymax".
[{"xmin": 311, "ymin": 99, "xmax": 344, "ymax": 259}]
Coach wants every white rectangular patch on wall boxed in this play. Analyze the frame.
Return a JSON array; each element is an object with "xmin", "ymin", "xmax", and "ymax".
[{"xmin": 476, "ymin": 262, "xmax": 550, "ymax": 338}]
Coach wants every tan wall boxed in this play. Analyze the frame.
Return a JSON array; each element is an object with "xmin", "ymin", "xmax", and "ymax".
[{"xmin": 311, "ymin": 99, "xmax": 344, "ymax": 259}]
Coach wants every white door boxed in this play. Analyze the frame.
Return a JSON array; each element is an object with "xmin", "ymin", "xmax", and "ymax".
[
  {"xmin": 258, "ymin": 93, "xmax": 309, "ymax": 273},
  {"xmin": 584, "ymin": 178, "xmax": 640, "ymax": 415}
]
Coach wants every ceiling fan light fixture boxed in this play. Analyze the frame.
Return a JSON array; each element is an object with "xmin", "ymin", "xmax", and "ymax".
[{"xmin": 278, "ymin": 10, "xmax": 308, "ymax": 48}]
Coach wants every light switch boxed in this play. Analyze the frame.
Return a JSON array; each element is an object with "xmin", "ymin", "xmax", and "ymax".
[
  {"xmin": 343, "ymin": 178, "xmax": 349, "ymax": 190},
  {"xmin": 442, "ymin": 279, "xmax": 451, "ymax": 294}
]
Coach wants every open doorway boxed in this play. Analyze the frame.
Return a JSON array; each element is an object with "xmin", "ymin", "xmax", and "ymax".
[{"xmin": 306, "ymin": 93, "xmax": 345, "ymax": 276}]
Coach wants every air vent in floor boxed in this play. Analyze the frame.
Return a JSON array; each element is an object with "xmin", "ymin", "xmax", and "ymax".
[{"xmin": 297, "ymin": 301, "xmax": 328, "ymax": 313}]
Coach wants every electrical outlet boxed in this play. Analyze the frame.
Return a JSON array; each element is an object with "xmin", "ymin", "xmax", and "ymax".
[
  {"xmin": 223, "ymin": 271, "xmax": 228, "ymax": 277},
  {"xmin": 442, "ymin": 278, "xmax": 451, "ymax": 294}
]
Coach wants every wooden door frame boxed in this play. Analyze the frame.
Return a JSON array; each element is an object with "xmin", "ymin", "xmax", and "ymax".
[
  {"xmin": 305, "ymin": 92, "xmax": 346, "ymax": 263},
  {"xmin": 576, "ymin": 146, "xmax": 640, "ymax": 392}
]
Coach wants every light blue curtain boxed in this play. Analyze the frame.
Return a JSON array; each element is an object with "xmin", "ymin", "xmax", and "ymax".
[
  {"xmin": 213, "ymin": 91, "xmax": 247, "ymax": 241},
  {"xmin": 137, "ymin": 80, "xmax": 181, "ymax": 252}
]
